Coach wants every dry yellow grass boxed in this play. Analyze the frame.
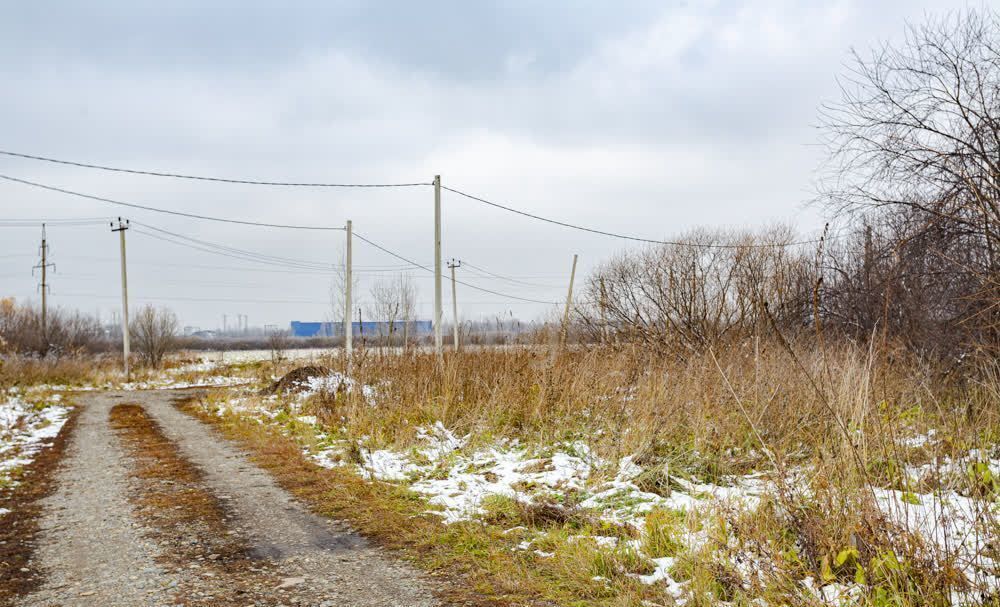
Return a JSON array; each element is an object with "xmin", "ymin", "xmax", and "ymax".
[{"xmin": 197, "ymin": 337, "xmax": 1000, "ymax": 606}]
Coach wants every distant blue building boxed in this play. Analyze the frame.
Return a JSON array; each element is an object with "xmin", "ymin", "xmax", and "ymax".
[{"xmin": 289, "ymin": 320, "xmax": 433, "ymax": 338}]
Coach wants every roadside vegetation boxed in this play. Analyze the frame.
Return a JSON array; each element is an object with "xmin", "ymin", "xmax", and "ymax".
[{"xmin": 185, "ymin": 340, "xmax": 1000, "ymax": 606}]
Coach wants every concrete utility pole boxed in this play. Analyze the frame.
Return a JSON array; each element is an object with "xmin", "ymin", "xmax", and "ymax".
[
  {"xmin": 433, "ymin": 175, "xmax": 443, "ymax": 358},
  {"xmin": 344, "ymin": 219, "xmax": 353, "ymax": 359},
  {"xmin": 32, "ymin": 223, "xmax": 55, "ymax": 348},
  {"xmin": 560, "ymin": 254, "xmax": 579, "ymax": 349},
  {"xmin": 111, "ymin": 218, "xmax": 131, "ymax": 381},
  {"xmin": 447, "ymin": 259, "xmax": 461, "ymax": 351},
  {"xmin": 599, "ymin": 277, "xmax": 609, "ymax": 344}
]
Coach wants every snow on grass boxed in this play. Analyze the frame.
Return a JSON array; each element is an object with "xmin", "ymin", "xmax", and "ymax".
[
  {"xmin": 0, "ymin": 391, "xmax": 70, "ymax": 494},
  {"xmin": 204, "ymin": 385, "xmax": 1000, "ymax": 604},
  {"xmin": 181, "ymin": 348, "xmax": 333, "ymax": 366},
  {"xmin": 23, "ymin": 373, "xmax": 253, "ymax": 393},
  {"xmin": 308, "ymin": 421, "xmax": 763, "ymax": 534},
  {"xmin": 298, "ymin": 372, "xmax": 378, "ymax": 405},
  {"xmin": 311, "ymin": 425, "xmax": 998, "ymax": 601},
  {"xmin": 904, "ymin": 447, "xmax": 1000, "ymax": 491},
  {"xmin": 636, "ymin": 556, "xmax": 683, "ymax": 595},
  {"xmin": 118, "ymin": 375, "xmax": 253, "ymax": 391},
  {"xmin": 875, "ymin": 487, "xmax": 1000, "ymax": 596},
  {"xmin": 166, "ymin": 360, "xmax": 221, "ymax": 375}
]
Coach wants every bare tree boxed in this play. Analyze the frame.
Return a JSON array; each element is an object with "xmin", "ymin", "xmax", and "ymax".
[
  {"xmin": 367, "ymin": 279, "xmax": 401, "ymax": 349},
  {"xmin": 819, "ymin": 9, "xmax": 1000, "ymax": 348},
  {"xmin": 129, "ymin": 305, "xmax": 178, "ymax": 368},
  {"xmin": 0, "ymin": 297, "xmax": 103, "ymax": 356},
  {"xmin": 267, "ymin": 327, "xmax": 289, "ymax": 372},
  {"xmin": 329, "ymin": 251, "xmax": 360, "ymax": 340},
  {"xmin": 363, "ymin": 274, "xmax": 420, "ymax": 349},
  {"xmin": 397, "ymin": 274, "xmax": 418, "ymax": 348},
  {"xmin": 579, "ymin": 227, "xmax": 813, "ymax": 353}
]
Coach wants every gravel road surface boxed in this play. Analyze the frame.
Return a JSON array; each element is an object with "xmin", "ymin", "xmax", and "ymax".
[{"xmin": 14, "ymin": 390, "xmax": 440, "ymax": 607}]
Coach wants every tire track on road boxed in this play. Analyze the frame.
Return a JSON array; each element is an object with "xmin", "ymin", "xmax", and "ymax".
[{"xmin": 15, "ymin": 394, "xmax": 168, "ymax": 607}]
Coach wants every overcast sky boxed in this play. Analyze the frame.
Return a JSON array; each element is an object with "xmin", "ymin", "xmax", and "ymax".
[{"xmin": 0, "ymin": 0, "xmax": 979, "ymax": 330}]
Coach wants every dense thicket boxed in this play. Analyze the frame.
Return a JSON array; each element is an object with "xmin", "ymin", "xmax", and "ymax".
[
  {"xmin": 0, "ymin": 297, "xmax": 105, "ymax": 355},
  {"xmin": 580, "ymin": 10, "xmax": 1000, "ymax": 358}
]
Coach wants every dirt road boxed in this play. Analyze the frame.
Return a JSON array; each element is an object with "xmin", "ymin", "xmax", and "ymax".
[{"xmin": 14, "ymin": 390, "xmax": 440, "ymax": 607}]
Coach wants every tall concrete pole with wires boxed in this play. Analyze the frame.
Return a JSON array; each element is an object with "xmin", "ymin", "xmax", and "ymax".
[
  {"xmin": 434, "ymin": 175, "xmax": 443, "ymax": 358},
  {"xmin": 448, "ymin": 259, "xmax": 461, "ymax": 351},
  {"xmin": 560, "ymin": 254, "xmax": 579, "ymax": 349},
  {"xmin": 599, "ymin": 277, "xmax": 609, "ymax": 344},
  {"xmin": 33, "ymin": 223, "xmax": 55, "ymax": 349},
  {"xmin": 112, "ymin": 218, "xmax": 131, "ymax": 381},
  {"xmin": 344, "ymin": 219, "xmax": 353, "ymax": 359}
]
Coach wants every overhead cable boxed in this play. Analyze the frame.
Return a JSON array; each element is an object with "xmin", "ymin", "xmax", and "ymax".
[
  {"xmin": 441, "ymin": 185, "xmax": 827, "ymax": 249},
  {"xmin": 131, "ymin": 228, "xmax": 336, "ymax": 272},
  {"xmin": 0, "ymin": 174, "xmax": 348, "ymax": 230},
  {"xmin": 461, "ymin": 261, "xmax": 565, "ymax": 289},
  {"xmin": 131, "ymin": 222, "xmax": 337, "ymax": 269},
  {"xmin": 1, "ymin": 149, "xmax": 827, "ymax": 249},
  {"xmin": 0, "ymin": 150, "xmax": 431, "ymax": 188},
  {"xmin": 351, "ymin": 231, "xmax": 559, "ymax": 305}
]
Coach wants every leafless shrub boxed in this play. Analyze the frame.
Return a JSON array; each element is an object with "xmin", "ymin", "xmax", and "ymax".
[
  {"xmin": 578, "ymin": 227, "xmax": 813, "ymax": 354},
  {"xmin": 397, "ymin": 274, "xmax": 418, "ymax": 349},
  {"xmin": 819, "ymin": 8, "xmax": 1000, "ymax": 353},
  {"xmin": 0, "ymin": 297, "xmax": 104, "ymax": 355},
  {"xmin": 129, "ymin": 305, "xmax": 178, "ymax": 368},
  {"xmin": 818, "ymin": 214, "xmax": 989, "ymax": 356},
  {"xmin": 366, "ymin": 275, "xmax": 419, "ymax": 349},
  {"xmin": 267, "ymin": 327, "xmax": 289, "ymax": 372},
  {"xmin": 329, "ymin": 251, "xmax": 360, "ymax": 340}
]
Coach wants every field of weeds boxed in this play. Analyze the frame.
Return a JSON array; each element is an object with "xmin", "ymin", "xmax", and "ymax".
[
  {"xmin": 3, "ymin": 340, "xmax": 998, "ymax": 605},
  {"xmin": 183, "ymin": 340, "xmax": 1000, "ymax": 606}
]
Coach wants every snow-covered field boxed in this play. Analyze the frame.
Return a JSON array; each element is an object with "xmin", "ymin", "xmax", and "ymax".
[
  {"xmin": 201, "ymin": 374, "xmax": 1000, "ymax": 604},
  {"xmin": 24, "ymin": 359, "xmax": 255, "ymax": 393},
  {"xmin": 0, "ymin": 390, "xmax": 71, "ymax": 513},
  {"xmin": 178, "ymin": 348, "xmax": 334, "ymax": 365}
]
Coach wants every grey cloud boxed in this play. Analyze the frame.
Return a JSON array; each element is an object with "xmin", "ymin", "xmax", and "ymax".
[{"xmin": 0, "ymin": 0, "xmax": 976, "ymax": 328}]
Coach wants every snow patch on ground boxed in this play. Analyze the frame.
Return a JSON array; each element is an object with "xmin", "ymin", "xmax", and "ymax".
[
  {"xmin": 875, "ymin": 487, "xmax": 1000, "ymax": 595},
  {"xmin": 204, "ymin": 389, "xmax": 1000, "ymax": 605},
  {"xmin": 298, "ymin": 373, "xmax": 378, "ymax": 405},
  {"xmin": 23, "ymin": 374, "xmax": 252, "ymax": 393},
  {"xmin": 119, "ymin": 375, "xmax": 253, "ymax": 391},
  {"xmin": 0, "ymin": 392, "xmax": 70, "ymax": 498}
]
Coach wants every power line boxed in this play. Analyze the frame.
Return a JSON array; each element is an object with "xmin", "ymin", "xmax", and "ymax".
[
  {"xmin": 461, "ymin": 261, "xmax": 565, "ymax": 289},
  {"xmin": 442, "ymin": 184, "xmax": 828, "ymax": 249},
  {"xmin": 351, "ymin": 231, "xmax": 559, "ymax": 305},
  {"xmin": 38, "ymin": 291, "xmax": 547, "ymax": 307},
  {"xmin": 55, "ymin": 292, "xmax": 333, "ymax": 305},
  {"xmin": 57, "ymin": 274, "xmax": 313, "ymax": 289},
  {"xmin": 0, "ymin": 150, "xmax": 828, "ymax": 248},
  {"xmin": 131, "ymin": 227, "xmax": 338, "ymax": 271},
  {"xmin": 129, "ymin": 224, "xmax": 431, "ymax": 279},
  {"xmin": 131, "ymin": 222, "xmax": 338, "ymax": 270},
  {"xmin": 0, "ymin": 217, "xmax": 109, "ymax": 227},
  {"xmin": 0, "ymin": 150, "xmax": 431, "ymax": 188},
  {"xmin": 3, "ymin": 253, "xmax": 426, "ymax": 274},
  {"xmin": 0, "ymin": 173, "xmax": 348, "ymax": 230}
]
